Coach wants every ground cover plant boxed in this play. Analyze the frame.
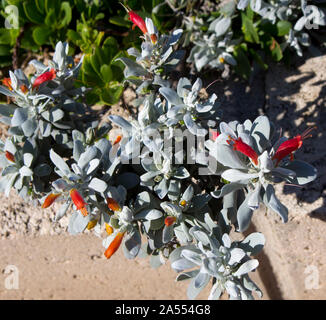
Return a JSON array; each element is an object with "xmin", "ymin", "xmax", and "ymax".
[{"xmin": 0, "ymin": 0, "xmax": 322, "ymax": 300}]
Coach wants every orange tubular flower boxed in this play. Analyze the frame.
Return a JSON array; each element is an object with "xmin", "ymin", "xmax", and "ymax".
[
  {"xmin": 104, "ymin": 231, "xmax": 125, "ymax": 259},
  {"xmin": 227, "ymin": 136, "xmax": 258, "ymax": 166},
  {"xmin": 105, "ymin": 223, "xmax": 114, "ymax": 235},
  {"xmin": 211, "ymin": 130, "xmax": 220, "ymax": 141},
  {"xmin": 5, "ymin": 151, "xmax": 15, "ymax": 163},
  {"xmin": 113, "ymin": 135, "xmax": 122, "ymax": 145},
  {"xmin": 165, "ymin": 216, "xmax": 177, "ymax": 227},
  {"xmin": 2, "ymin": 78, "xmax": 13, "ymax": 91},
  {"xmin": 42, "ymin": 193, "xmax": 61, "ymax": 208},
  {"xmin": 33, "ymin": 69, "xmax": 56, "ymax": 89},
  {"xmin": 70, "ymin": 188, "xmax": 88, "ymax": 216},
  {"xmin": 273, "ymin": 127, "xmax": 315, "ymax": 165},
  {"xmin": 106, "ymin": 197, "xmax": 121, "ymax": 212}
]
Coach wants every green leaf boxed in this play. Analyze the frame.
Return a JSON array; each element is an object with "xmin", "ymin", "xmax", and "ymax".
[
  {"xmin": 233, "ymin": 44, "xmax": 252, "ymax": 80},
  {"xmin": 101, "ymin": 82, "xmax": 124, "ymax": 105},
  {"xmin": 268, "ymin": 37, "xmax": 283, "ymax": 61},
  {"xmin": 276, "ymin": 20, "xmax": 292, "ymax": 37},
  {"xmin": 241, "ymin": 12, "xmax": 259, "ymax": 44},
  {"xmin": 58, "ymin": 2, "xmax": 72, "ymax": 29},
  {"xmin": 109, "ymin": 16, "xmax": 131, "ymax": 28},
  {"xmin": 23, "ymin": 1, "xmax": 44, "ymax": 24},
  {"xmin": 100, "ymin": 64, "xmax": 113, "ymax": 83},
  {"xmin": 33, "ymin": 26, "xmax": 52, "ymax": 46}
]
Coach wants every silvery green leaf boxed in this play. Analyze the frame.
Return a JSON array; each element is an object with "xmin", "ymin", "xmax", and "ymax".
[
  {"xmin": 127, "ymin": 47, "xmax": 140, "ymax": 57},
  {"xmin": 86, "ymin": 159, "xmax": 100, "ymax": 175},
  {"xmin": 73, "ymin": 140, "xmax": 85, "ymax": 162},
  {"xmin": 283, "ymin": 160, "xmax": 317, "ymax": 185},
  {"xmin": 68, "ymin": 212, "xmax": 90, "ymax": 235},
  {"xmin": 208, "ymin": 282, "xmax": 222, "ymax": 300},
  {"xmin": 150, "ymin": 254, "xmax": 164, "ymax": 269},
  {"xmin": 167, "ymin": 179, "xmax": 181, "ymax": 201},
  {"xmin": 1, "ymin": 165, "xmax": 18, "ymax": 176},
  {"xmin": 187, "ymin": 276, "xmax": 209, "ymax": 300},
  {"xmin": 52, "ymin": 178, "xmax": 68, "ymax": 191},
  {"xmin": 251, "ymin": 115, "xmax": 271, "ymax": 153},
  {"xmin": 117, "ymin": 57, "xmax": 148, "ymax": 77},
  {"xmin": 21, "ymin": 118, "xmax": 37, "ymax": 137},
  {"xmin": 222, "ymin": 169, "xmax": 258, "ymax": 182},
  {"xmin": 176, "ymin": 270, "xmax": 200, "ymax": 281},
  {"xmin": 237, "ymin": 0, "xmax": 250, "ymax": 10},
  {"xmin": 163, "ymin": 225, "xmax": 174, "ymax": 243},
  {"xmin": 171, "ymin": 258, "xmax": 197, "ymax": 272},
  {"xmin": 50, "ymin": 149, "xmax": 71, "ymax": 176},
  {"xmin": 191, "ymin": 194, "xmax": 212, "ymax": 210},
  {"xmin": 222, "ymin": 52, "xmax": 237, "ymax": 66},
  {"xmin": 211, "ymin": 183, "xmax": 244, "ymax": 198},
  {"xmin": 177, "ymin": 77, "xmax": 191, "ymax": 97},
  {"xmin": 294, "ymin": 16, "xmax": 307, "ymax": 31},
  {"xmin": 11, "ymin": 108, "xmax": 28, "ymax": 126},
  {"xmin": 214, "ymin": 144, "xmax": 247, "ymax": 169},
  {"xmin": 183, "ymin": 113, "xmax": 207, "ymax": 136},
  {"xmin": 88, "ymin": 178, "xmax": 107, "ymax": 193},
  {"xmin": 135, "ymin": 208, "xmax": 163, "ymax": 220},
  {"xmin": 154, "ymin": 178, "xmax": 169, "ymax": 199},
  {"xmin": 215, "ymin": 17, "xmax": 231, "ymax": 37},
  {"xmin": 166, "ymin": 29, "xmax": 183, "ymax": 46},
  {"xmin": 247, "ymin": 183, "xmax": 261, "ymax": 210},
  {"xmin": 0, "ymin": 104, "xmax": 16, "ymax": 117},
  {"xmin": 194, "ymin": 271, "xmax": 209, "ymax": 289},
  {"xmin": 222, "ymin": 233, "xmax": 231, "ymax": 248},
  {"xmin": 263, "ymin": 184, "xmax": 288, "ymax": 222},
  {"xmin": 160, "ymin": 202, "xmax": 182, "ymax": 217},
  {"xmin": 182, "ymin": 185, "xmax": 194, "ymax": 202},
  {"xmin": 78, "ymin": 146, "xmax": 98, "ymax": 170},
  {"xmin": 55, "ymin": 201, "xmax": 70, "ymax": 222},
  {"xmin": 237, "ymin": 195, "xmax": 254, "ymax": 232},
  {"xmin": 109, "ymin": 115, "xmax": 133, "ymax": 132},
  {"xmin": 19, "ymin": 166, "xmax": 33, "ymax": 177},
  {"xmin": 34, "ymin": 163, "xmax": 51, "ymax": 176},
  {"xmin": 29, "ymin": 59, "xmax": 47, "ymax": 73},
  {"xmin": 39, "ymin": 120, "xmax": 52, "ymax": 137},
  {"xmin": 133, "ymin": 191, "xmax": 152, "ymax": 213},
  {"xmin": 239, "ymin": 232, "xmax": 265, "ymax": 256},
  {"xmin": 0, "ymin": 85, "xmax": 16, "ymax": 97},
  {"xmin": 159, "ymin": 87, "xmax": 183, "ymax": 105},
  {"xmin": 123, "ymin": 229, "xmax": 141, "ymax": 259},
  {"xmin": 234, "ymin": 259, "xmax": 259, "ymax": 277},
  {"xmin": 23, "ymin": 153, "xmax": 33, "ymax": 167},
  {"xmin": 229, "ymin": 248, "xmax": 246, "ymax": 265},
  {"xmin": 174, "ymin": 166, "xmax": 190, "ymax": 179},
  {"xmin": 243, "ymin": 274, "xmax": 262, "ymax": 298},
  {"xmin": 202, "ymin": 258, "xmax": 219, "ymax": 277},
  {"xmin": 225, "ymin": 280, "xmax": 239, "ymax": 298}
]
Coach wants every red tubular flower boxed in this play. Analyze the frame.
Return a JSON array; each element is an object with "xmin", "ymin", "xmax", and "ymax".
[
  {"xmin": 70, "ymin": 188, "xmax": 88, "ymax": 216},
  {"xmin": 106, "ymin": 198, "xmax": 121, "ymax": 212},
  {"xmin": 5, "ymin": 151, "xmax": 15, "ymax": 163},
  {"xmin": 227, "ymin": 136, "xmax": 258, "ymax": 165},
  {"xmin": 165, "ymin": 216, "xmax": 177, "ymax": 227},
  {"xmin": 104, "ymin": 231, "xmax": 125, "ymax": 259},
  {"xmin": 33, "ymin": 69, "xmax": 56, "ymax": 89},
  {"xmin": 2, "ymin": 78, "xmax": 13, "ymax": 91},
  {"xmin": 42, "ymin": 193, "xmax": 61, "ymax": 208},
  {"xmin": 273, "ymin": 127, "xmax": 315, "ymax": 165},
  {"xmin": 128, "ymin": 11, "xmax": 148, "ymax": 35}
]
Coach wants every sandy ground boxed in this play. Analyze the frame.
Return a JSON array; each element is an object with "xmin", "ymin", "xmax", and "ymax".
[{"xmin": 0, "ymin": 45, "xmax": 326, "ymax": 299}]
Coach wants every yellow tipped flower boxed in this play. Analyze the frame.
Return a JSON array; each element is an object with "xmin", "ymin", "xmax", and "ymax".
[
  {"xmin": 219, "ymin": 57, "xmax": 225, "ymax": 64},
  {"xmin": 106, "ymin": 198, "xmax": 121, "ymax": 212},
  {"xmin": 180, "ymin": 199, "xmax": 187, "ymax": 207},
  {"xmin": 70, "ymin": 188, "xmax": 88, "ymax": 216},
  {"xmin": 42, "ymin": 193, "xmax": 61, "ymax": 208},
  {"xmin": 105, "ymin": 223, "xmax": 114, "ymax": 235},
  {"xmin": 87, "ymin": 220, "xmax": 98, "ymax": 230}
]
